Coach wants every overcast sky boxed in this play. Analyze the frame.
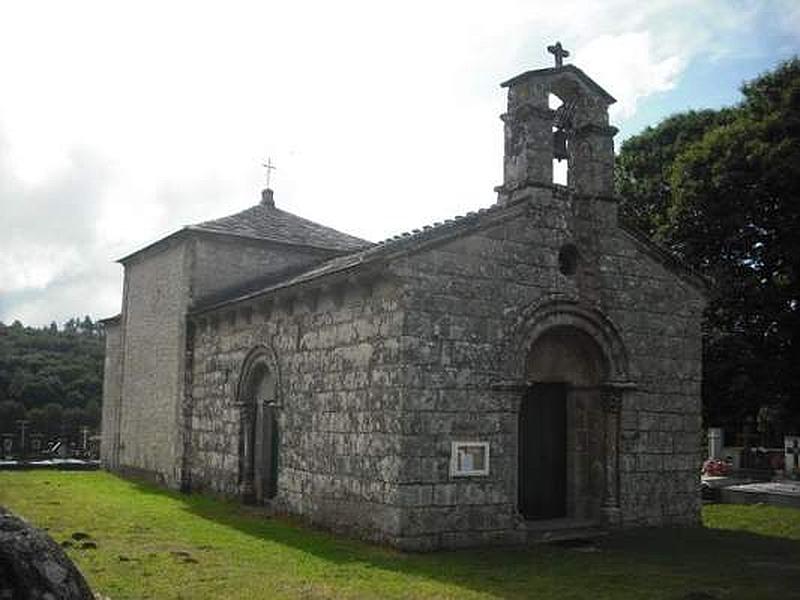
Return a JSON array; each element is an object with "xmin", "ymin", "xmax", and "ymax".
[{"xmin": 1, "ymin": 0, "xmax": 798, "ymax": 327}]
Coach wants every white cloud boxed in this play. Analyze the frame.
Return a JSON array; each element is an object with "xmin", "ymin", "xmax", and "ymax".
[
  {"xmin": 0, "ymin": 0, "xmax": 795, "ymax": 325},
  {"xmin": 576, "ymin": 32, "xmax": 684, "ymax": 120}
]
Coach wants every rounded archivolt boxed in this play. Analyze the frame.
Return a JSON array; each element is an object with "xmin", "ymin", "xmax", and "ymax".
[
  {"xmin": 236, "ymin": 345, "xmax": 281, "ymax": 405},
  {"xmin": 235, "ymin": 344, "xmax": 282, "ymax": 505},
  {"xmin": 508, "ymin": 299, "xmax": 630, "ymax": 384}
]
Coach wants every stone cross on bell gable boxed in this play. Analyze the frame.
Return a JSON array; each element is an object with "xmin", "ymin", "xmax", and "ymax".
[{"xmin": 547, "ymin": 42, "xmax": 570, "ymax": 68}]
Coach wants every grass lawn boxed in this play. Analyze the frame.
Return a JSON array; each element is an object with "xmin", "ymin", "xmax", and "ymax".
[{"xmin": 1, "ymin": 471, "xmax": 799, "ymax": 599}]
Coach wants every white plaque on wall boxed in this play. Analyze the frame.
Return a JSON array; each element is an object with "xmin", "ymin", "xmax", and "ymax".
[{"xmin": 450, "ymin": 441, "xmax": 490, "ymax": 477}]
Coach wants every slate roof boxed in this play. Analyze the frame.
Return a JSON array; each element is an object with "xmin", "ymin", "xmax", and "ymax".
[
  {"xmin": 190, "ymin": 202, "xmax": 370, "ymax": 252},
  {"xmin": 118, "ymin": 193, "xmax": 371, "ymax": 263},
  {"xmin": 192, "ymin": 199, "xmax": 528, "ymax": 313},
  {"xmin": 191, "ymin": 190, "xmax": 709, "ymax": 315}
]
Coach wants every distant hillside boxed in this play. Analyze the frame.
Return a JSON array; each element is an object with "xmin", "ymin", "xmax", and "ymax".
[{"xmin": 0, "ymin": 317, "xmax": 104, "ymax": 436}]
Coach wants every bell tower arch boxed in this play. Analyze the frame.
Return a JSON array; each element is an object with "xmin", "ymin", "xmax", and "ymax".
[{"xmin": 496, "ymin": 44, "xmax": 618, "ymax": 204}]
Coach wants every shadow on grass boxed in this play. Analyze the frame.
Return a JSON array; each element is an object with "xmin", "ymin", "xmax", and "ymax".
[{"xmin": 124, "ymin": 477, "xmax": 800, "ymax": 599}]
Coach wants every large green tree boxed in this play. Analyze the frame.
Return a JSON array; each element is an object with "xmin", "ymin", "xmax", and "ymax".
[
  {"xmin": 0, "ymin": 316, "xmax": 104, "ymax": 437},
  {"xmin": 616, "ymin": 58, "xmax": 800, "ymax": 437},
  {"xmin": 615, "ymin": 109, "xmax": 735, "ymax": 236}
]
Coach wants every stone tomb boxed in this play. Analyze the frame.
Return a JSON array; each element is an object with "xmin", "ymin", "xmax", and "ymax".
[
  {"xmin": 1, "ymin": 435, "xmax": 13, "ymax": 460},
  {"xmin": 786, "ymin": 436, "xmax": 800, "ymax": 476}
]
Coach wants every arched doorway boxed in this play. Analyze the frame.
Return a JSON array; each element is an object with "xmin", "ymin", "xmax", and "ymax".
[
  {"xmin": 519, "ymin": 326, "xmax": 609, "ymax": 521},
  {"xmin": 237, "ymin": 350, "xmax": 279, "ymax": 505}
]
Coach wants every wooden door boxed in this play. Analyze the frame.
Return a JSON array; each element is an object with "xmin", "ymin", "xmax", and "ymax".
[
  {"xmin": 254, "ymin": 402, "xmax": 278, "ymax": 503},
  {"xmin": 518, "ymin": 383, "xmax": 567, "ymax": 519}
]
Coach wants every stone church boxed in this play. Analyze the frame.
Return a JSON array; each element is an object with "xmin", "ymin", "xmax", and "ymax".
[{"xmin": 101, "ymin": 50, "xmax": 707, "ymax": 550}]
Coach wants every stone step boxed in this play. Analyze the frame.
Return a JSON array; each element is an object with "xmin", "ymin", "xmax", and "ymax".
[{"xmin": 523, "ymin": 518, "xmax": 608, "ymax": 544}]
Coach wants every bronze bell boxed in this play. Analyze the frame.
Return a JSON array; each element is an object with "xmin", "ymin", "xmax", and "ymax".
[{"xmin": 553, "ymin": 128, "xmax": 569, "ymax": 161}]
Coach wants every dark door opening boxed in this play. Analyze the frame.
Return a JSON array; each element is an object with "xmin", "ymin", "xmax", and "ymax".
[
  {"xmin": 519, "ymin": 383, "xmax": 567, "ymax": 519},
  {"xmin": 253, "ymin": 402, "xmax": 278, "ymax": 503}
]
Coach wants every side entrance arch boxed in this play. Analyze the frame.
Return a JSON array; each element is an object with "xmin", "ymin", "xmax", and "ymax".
[{"xmin": 236, "ymin": 347, "xmax": 280, "ymax": 504}]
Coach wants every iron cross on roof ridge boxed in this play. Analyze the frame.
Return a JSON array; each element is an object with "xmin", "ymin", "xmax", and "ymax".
[
  {"xmin": 261, "ymin": 157, "xmax": 277, "ymax": 189},
  {"xmin": 547, "ymin": 42, "xmax": 570, "ymax": 68}
]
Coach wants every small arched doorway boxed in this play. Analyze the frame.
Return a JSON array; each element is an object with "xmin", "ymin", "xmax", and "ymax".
[
  {"xmin": 519, "ymin": 326, "xmax": 608, "ymax": 521},
  {"xmin": 237, "ymin": 351, "xmax": 279, "ymax": 505}
]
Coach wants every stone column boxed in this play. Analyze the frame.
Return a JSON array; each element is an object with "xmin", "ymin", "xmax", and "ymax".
[
  {"xmin": 601, "ymin": 386, "xmax": 622, "ymax": 525},
  {"xmin": 238, "ymin": 401, "xmax": 255, "ymax": 503}
]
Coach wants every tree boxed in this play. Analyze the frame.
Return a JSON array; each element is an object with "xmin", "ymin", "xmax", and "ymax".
[
  {"xmin": 0, "ymin": 316, "xmax": 105, "ymax": 428},
  {"xmin": 669, "ymin": 58, "xmax": 800, "ymax": 432},
  {"xmin": 615, "ymin": 109, "xmax": 734, "ymax": 236},
  {"xmin": 62, "ymin": 407, "xmax": 85, "ymax": 437},
  {"xmin": 83, "ymin": 399, "xmax": 101, "ymax": 428},
  {"xmin": 616, "ymin": 58, "xmax": 800, "ymax": 436},
  {"xmin": 0, "ymin": 400, "xmax": 26, "ymax": 434},
  {"xmin": 26, "ymin": 408, "xmax": 46, "ymax": 435},
  {"xmin": 28, "ymin": 402, "xmax": 68, "ymax": 437}
]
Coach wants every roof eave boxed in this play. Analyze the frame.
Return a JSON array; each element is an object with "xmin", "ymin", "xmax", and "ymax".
[
  {"xmin": 189, "ymin": 199, "xmax": 528, "ymax": 316},
  {"xmin": 185, "ymin": 224, "xmax": 372, "ymax": 254},
  {"xmin": 500, "ymin": 65, "xmax": 617, "ymax": 105},
  {"xmin": 116, "ymin": 226, "xmax": 372, "ymax": 265},
  {"xmin": 618, "ymin": 223, "xmax": 712, "ymax": 296},
  {"xmin": 116, "ymin": 228, "xmax": 190, "ymax": 264}
]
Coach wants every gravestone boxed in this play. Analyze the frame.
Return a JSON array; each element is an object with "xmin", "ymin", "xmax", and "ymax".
[
  {"xmin": 1, "ymin": 435, "xmax": 13, "ymax": 460},
  {"xmin": 708, "ymin": 428, "xmax": 723, "ymax": 459},
  {"xmin": 30, "ymin": 434, "xmax": 44, "ymax": 456},
  {"xmin": 786, "ymin": 436, "xmax": 800, "ymax": 476}
]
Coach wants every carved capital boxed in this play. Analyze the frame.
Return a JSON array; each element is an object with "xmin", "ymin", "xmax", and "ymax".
[
  {"xmin": 601, "ymin": 386, "xmax": 622, "ymax": 414},
  {"xmin": 573, "ymin": 123, "xmax": 619, "ymax": 138},
  {"xmin": 237, "ymin": 401, "xmax": 255, "ymax": 423},
  {"xmin": 508, "ymin": 103, "xmax": 555, "ymax": 123}
]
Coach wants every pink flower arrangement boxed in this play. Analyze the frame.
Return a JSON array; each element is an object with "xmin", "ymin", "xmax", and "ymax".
[{"xmin": 702, "ymin": 458, "xmax": 732, "ymax": 476}]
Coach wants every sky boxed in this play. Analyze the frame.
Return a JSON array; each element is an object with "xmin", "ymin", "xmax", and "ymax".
[{"xmin": 1, "ymin": 0, "xmax": 798, "ymax": 327}]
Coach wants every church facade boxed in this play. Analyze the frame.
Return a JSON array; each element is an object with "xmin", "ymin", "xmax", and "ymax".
[{"xmin": 101, "ymin": 56, "xmax": 707, "ymax": 550}]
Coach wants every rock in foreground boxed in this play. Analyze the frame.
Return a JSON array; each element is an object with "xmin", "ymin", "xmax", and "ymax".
[{"xmin": 0, "ymin": 506, "xmax": 93, "ymax": 599}]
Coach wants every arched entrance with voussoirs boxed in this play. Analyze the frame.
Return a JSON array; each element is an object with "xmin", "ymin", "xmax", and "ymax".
[
  {"xmin": 236, "ymin": 347, "xmax": 280, "ymax": 505},
  {"xmin": 512, "ymin": 301, "xmax": 630, "ymax": 525}
]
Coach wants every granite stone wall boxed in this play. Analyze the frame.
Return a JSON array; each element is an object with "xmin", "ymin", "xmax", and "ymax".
[
  {"xmin": 115, "ymin": 240, "xmax": 190, "ymax": 487},
  {"xmin": 191, "ymin": 235, "xmax": 336, "ymax": 303},
  {"xmin": 386, "ymin": 187, "xmax": 705, "ymax": 549},
  {"xmin": 601, "ymin": 237, "xmax": 705, "ymax": 527},
  {"xmin": 185, "ymin": 188, "xmax": 704, "ymax": 550},
  {"xmin": 102, "ymin": 233, "xmax": 347, "ymax": 486},
  {"xmin": 187, "ymin": 277, "xmax": 407, "ymax": 543},
  {"xmin": 99, "ymin": 320, "xmax": 122, "ymax": 469}
]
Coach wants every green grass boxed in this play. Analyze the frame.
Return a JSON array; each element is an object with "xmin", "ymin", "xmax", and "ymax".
[{"xmin": 1, "ymin": 472, "xmax": 799, "ymax": 599}]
